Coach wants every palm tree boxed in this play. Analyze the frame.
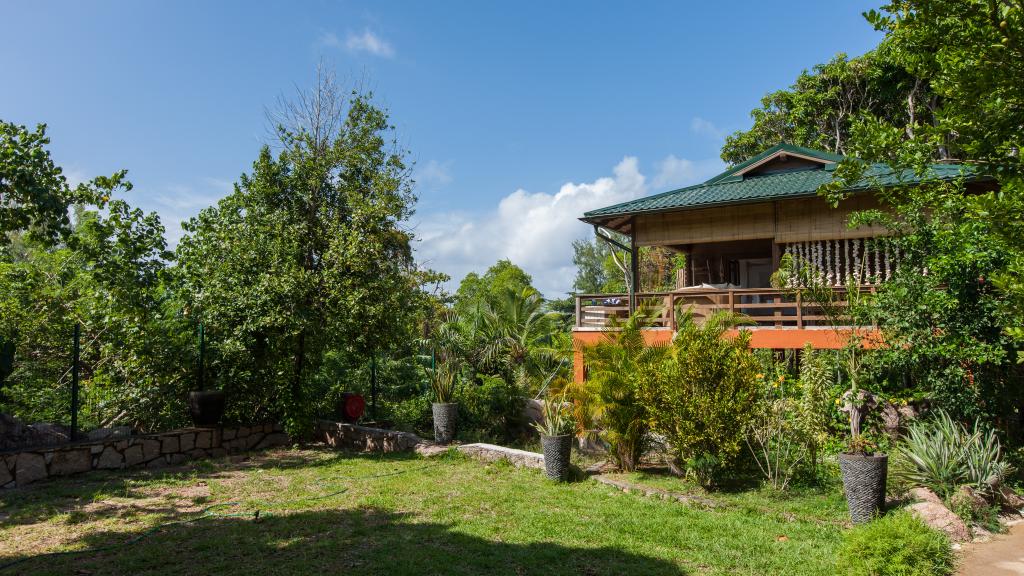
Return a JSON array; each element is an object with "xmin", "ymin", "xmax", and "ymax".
[{"xmin": 479, "ymin": 287, "xmax": 563, "ymax": 390}]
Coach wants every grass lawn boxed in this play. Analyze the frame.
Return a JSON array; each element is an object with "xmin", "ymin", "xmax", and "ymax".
[{"xmin": 0, "ymin": 447, "xmax": 848, "ymax": 575}]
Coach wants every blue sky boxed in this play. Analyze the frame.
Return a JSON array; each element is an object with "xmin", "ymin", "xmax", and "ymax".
[{"xmin": 2, "ymin": 1, "xmax": 883, "ymax": 297}]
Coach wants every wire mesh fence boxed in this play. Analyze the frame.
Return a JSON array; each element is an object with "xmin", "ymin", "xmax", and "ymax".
[{"xmin": 0, "ymin": 323, "xmax": 132, "ymax": 452}]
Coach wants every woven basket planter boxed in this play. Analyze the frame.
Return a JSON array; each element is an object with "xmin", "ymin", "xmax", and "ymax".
[
  {"xmin": 839, "ymin": 453, "xmax": 888, "ymax": 524},
  {"xmin": 541, "ymin": 434, "xmax": 573, "ymax": 482},
  {"xmin": 432, "ymin": 402, "xmax": 458, "ymax": 445}
]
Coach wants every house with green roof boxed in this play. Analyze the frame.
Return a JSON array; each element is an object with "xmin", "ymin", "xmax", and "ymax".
[{"xmin": 570, "ymin": 143, "xmax": 988, "ymax": 382}]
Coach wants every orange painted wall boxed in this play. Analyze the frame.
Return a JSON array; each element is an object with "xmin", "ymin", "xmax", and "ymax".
[{"xmin": 571, "ymin": 328, "xmax": 879, "ymax": 383}]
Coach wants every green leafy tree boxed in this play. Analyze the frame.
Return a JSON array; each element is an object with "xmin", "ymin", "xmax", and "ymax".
[
  {"xmin": 175, "ymin": 72, "xmax": 438, "ymax": 433},
  {"xmin": 454, "ymin": 259, "xmax": 537, "ymax": 316},
  {"xmin": 1, "ymin": 121, "xmax": 128, "ymax": 246},
  {"xmin": 721, "ymin": 52, "xmax": 933, "ymax": 165}
]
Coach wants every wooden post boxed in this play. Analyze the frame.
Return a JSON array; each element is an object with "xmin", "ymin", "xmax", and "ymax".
[
  {"xmin": 796, "ymin": 291, "xmax": 804, "ymax": 329},
  {"xmin": 629, "ymin": 222, "xmax": 639, "ymax": 314},
  {"xmin": 774, "ymin": 293, "xmax": 782, "ymax": 328},
  {"xmin": 575, "ymin": 296, "xmax": 582, "ymax": 328},
  {"xmin": 728, "ymin": 290, "xmax": 735, "ymax": 314},
  {"xmin": 666, "ymin": 294, "xmax": 676, "ymax": 331}
]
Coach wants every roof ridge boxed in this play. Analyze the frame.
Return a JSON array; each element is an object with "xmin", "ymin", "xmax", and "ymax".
[{"xmin": 705, "ymin": 142, "xmax": 845, "ymax": 185}]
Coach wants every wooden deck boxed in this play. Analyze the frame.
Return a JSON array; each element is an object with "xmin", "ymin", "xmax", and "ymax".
[{"xmin": 574, "ymin": 287, "xmax": 871, "ymax": 330}]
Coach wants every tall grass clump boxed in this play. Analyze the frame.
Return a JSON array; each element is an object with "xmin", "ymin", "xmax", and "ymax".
[{"xmin": 835, "ymin": 511, "xmax": 953, "ymax": 576}]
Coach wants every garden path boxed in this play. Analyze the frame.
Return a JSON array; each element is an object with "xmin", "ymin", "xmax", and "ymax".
[{"xmin": 958, "ymin": 522, "xmax": 1024, "ymax": 576}]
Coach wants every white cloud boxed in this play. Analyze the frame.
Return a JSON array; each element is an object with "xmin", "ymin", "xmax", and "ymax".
[
  {"xmin": 415, "ymin": 154, "xmax": 719, "ymax": 298},
  {"xmin": 690, "ymin": 116, "xmax": 728, "ymax": 141},
  {"xmin": 344, "ymin": 30, "xmax": 395, "ymax": 58},
  {"xmin": 653, "ymin": 154, "xmax": 724, "ymax": 189},
  {"xmin": 415, "ymin": 159, "xmax": 453, "ymax": 190}
]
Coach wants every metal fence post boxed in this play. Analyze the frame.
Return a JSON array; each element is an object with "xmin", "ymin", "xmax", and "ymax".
[
  {"xmin": 70, "ymin": 322, "xmax": 80, "ymax": 442},
  {"xmin": 370, "ymin": 354, "xmax": 378, "ymax": 421},
  {"xmin": 198, "ymin": 323, "xmax": 205, "ymax": 390}
]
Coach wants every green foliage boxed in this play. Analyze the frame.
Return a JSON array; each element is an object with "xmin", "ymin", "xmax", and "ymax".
[
  {"xmin": 1, "ymin": 186, "xmax": 188, "ymax": 431},
  {"xmin": 1, "ymin": 121, "xmax": 129, "ymax": 247},
  {"xmin": 578, "ymin": 313, "xmax": 661, "ymax": 471},
  {"xmin": 637, "ymin": 312, "xmax": 760, "ymax": 487},
  {"xmin": 425, "ymin": 362, "xmax": 457, "ymax": 403},
  {"xmin": 745, "ymin": 349, "xmax": 833, "ymax": 490},
  {"xmin": 456, "ymin": 374, "xmax": 524, "ymax": 443},
  {"xmin": 797, "ymin": 345, "xmax": 836, "ymax": 467},
  {"xmin": 174, "ymin": 79, "xmax": 440, "ymax": 435},
  {"xmin": 431, "ymin": 282, "xmax": 564, "ymax": 396},
  {"xmin": 722, "ymin": 52, "xmax": 930, "ymax": 165},
  {"xmin": 891, "ymin": 410, "xmax": 1014, "ymax": 499},
  {"xmin": 532, "ymin": 394, "xmax": 574, "ymax": 437},
  {"xmin": 834, "ymin": 511, "xmax": 953, "ymax": 576},
  {"xmin": 825, "ymin": 1, "xmax": 1024, "ymax": 426},
  {"xmin": 454, "ymin": 260, "xmax": 537, "ymax": 315}
]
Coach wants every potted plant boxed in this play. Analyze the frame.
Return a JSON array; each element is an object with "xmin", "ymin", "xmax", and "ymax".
[
  {"xmin": 533, "ymin": 394, "xmax": 575, "ymax": 482},
  {"xmin": 189, "ymin": 389, "xmax": 225, "ymax": 427},
  {"xmin": 838, "ymin": 347, "xmax": 886, "ymax": 524},
  {"xmin": 189, "ymin": 323, "xmax": 225, "ymax": 427},
  {"xmin": 426, "ymin": 362, "xmax": 458, "ymax": 444},
  {"xmin": 773, "ymin": 258, "xmax": 886, "ymax": 524}
]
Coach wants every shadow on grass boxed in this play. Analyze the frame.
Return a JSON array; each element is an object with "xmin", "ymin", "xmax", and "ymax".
[
  {"xmin": 2, "ymin": 506, "xmax": 690, "ymax": 576},
  {"xmin": 0, "ymin": 447, "xmax": 426, "ymax": 528}
]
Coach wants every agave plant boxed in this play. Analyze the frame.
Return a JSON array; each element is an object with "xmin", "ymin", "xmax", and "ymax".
[
  {"xmin": 424, "ymin": 361, "xmax": 458, "ymax": 404},
  {"xmin": 532, "ymin": 395, "xmax": 574, "ymax": 437},
  {"xmin": 892, "ymin": 409, "xmax": 1014, "ymax": 498}
]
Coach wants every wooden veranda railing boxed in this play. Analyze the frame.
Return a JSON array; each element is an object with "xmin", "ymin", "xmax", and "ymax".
[{"xmin": 574, "ymin": 287, "xmax": 874, "ymax": 330}]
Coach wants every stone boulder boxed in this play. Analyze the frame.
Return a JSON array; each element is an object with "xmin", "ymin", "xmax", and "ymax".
[
  {"xmin": 907, "ymin": 500, "xmax": 970, "ymax": 543},
  {"xmin": 999, "ymin": 486, "xmax": 1024, "ymax": 510},
  {"xmin": 908, "ymin": 487, "xmax": 944, "ymax": 505}
]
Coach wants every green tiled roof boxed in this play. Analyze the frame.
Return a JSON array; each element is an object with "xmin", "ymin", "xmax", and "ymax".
[{"xmin": 582, "ymin": 144, "xmax": 979, "ymax": 221}]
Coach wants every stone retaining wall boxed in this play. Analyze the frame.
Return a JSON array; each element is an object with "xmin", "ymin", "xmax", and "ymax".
[
  {"xmin": 316, "ymin": 420, "xmax": 423, "ymax": 453},
  {"xmin": 1, "ymin": 424, "xmax": 289, "ymax": 489}
]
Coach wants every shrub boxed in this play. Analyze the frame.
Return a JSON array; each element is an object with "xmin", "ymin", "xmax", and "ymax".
[
  {"xmin": 835, "ymin": 511, "xmax": 953, "ymax": 576},
  {"xmin": 638, "ymin": 312, "xmax": 760, "ymax": 487},
  {"xmin": 796, "ymin": 345, "xmax": 834, "ymax": 466},
  {"xmin": 891, "ymin": 409, "xmax": 1014, "ymax": 499},
  {"xmin": 532, "ymin": 394, "xmax": 574, "ymax": 437},
  {"xmin": 385, "ymin": 394, "xmax": 432, "ymax": 436},
  {"xmin": 746, "ymin": 386, "xmax": 807, "ymax": 491},
  {"xmin": 580, "ymin": 312, "xmax": 664, "ymax": 471},
  {"xmin": 457, "ymin": 374, "xmax": 525, "ymax": 443}
]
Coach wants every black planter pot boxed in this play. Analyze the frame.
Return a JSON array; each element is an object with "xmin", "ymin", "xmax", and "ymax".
[
  {"xmin": 541, "ymin": 434, "xmax": 573, "ymax": 482},
  {"xmin": 432, "ymin": 402, "xmax": 457, "ymax": 444},
  {"xmin": 188, "ymin": 390, "xmax": 225, "ymax": 428},
  {"xmin": 839, "ymin": 453, "xmax": 888, "ymax": 524}
]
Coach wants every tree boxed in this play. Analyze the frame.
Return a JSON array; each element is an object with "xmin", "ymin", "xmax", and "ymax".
[
  {"xmin": 571, "ymin": 235, "xmax": 685, "ymax": 294},
  {"xmin": 1, "ymin": 198, "xmax": 185, "ymax": 430},
  {"xmin": 1, "ymin": 121, "xmax": 128, "ymax": 246},
  {"xmin": 721, "ymin": 52, "xmax": 934, "ymax": 165},
  {"xmin": 454, "ymin": 259, "xmax": 536, "ymax": 316},
  {"xmin": 175, "ymin": 70, "xmax": 439, "ymax": 433}
]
